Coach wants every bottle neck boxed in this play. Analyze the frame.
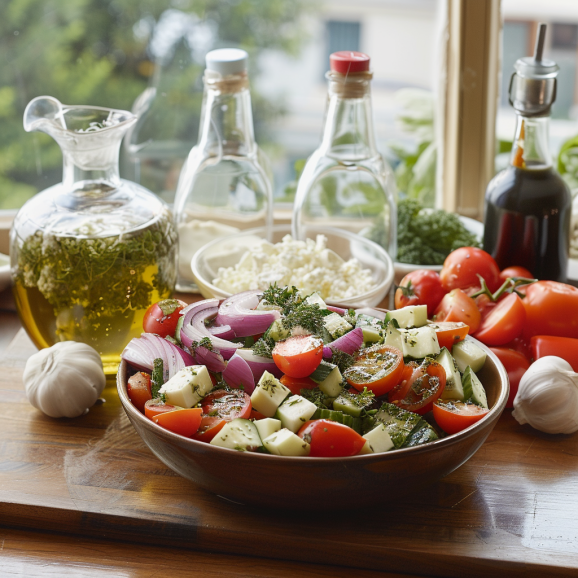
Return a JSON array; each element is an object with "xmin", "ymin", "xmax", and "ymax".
[
  {"xmin": 510, "ymin": 113, "xmax": 552, "ymax": 170},
  {"xmin": 62, "ymin": 143, "xmax": 122, "ymax": 191},
  {"xmin": 197, "ymin": 72, "xmax": 256, "ymax": 158},
  {"xmin": 320, "ymin": 71, "xmax": 378, "ymax": 161}
]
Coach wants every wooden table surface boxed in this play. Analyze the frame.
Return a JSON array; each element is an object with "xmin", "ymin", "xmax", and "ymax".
[{"xmin": 2, "ymin": 288, "xmax": 578, "ymax": 577}]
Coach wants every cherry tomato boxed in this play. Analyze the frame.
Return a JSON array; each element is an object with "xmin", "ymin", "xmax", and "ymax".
[
  {"xmin": 153, "ymin": 408, "xmax": 203, "ymax": 437},
  {"xmin": 344, "ymin": 345, "xmax": 405, "ymax": 396},
  {"xmin": 434, "ymin": 289, "xmax": 481, "ymax": 333},
  {"xmin": 440, "ymin": 247, "xmax": 501, "ymax": 293},
  {"xmin": 499, "ymin": 266, "xmax": 533, "ymax": 281},
  {"xmin": 143, "ymin": 299, "xmax": 187, "ymax": 337},
  {"xmin": 394, "ymin": 270, "xmax": 446, "ymax": 317},
  {"xmin": 428, "ymin": 321, "xmax": 469, "ymax": 350},
  {"xmin": 272, "ymin": 335, "xmax": 323, "ymax": 378},
  {"xmin": 144, "ymin": 399, "xmax": 178, "ymax": 420},
  {"xmin": 473, "ymin": 293, "xmax": 526, "ymax": 346},
  {"xmin": 280, "ymin": 374, "xmax": 318, "ymax": 396},
  {"xmin": 297, "ymin": 419, "xmax": 366, "ymax": 457},
  {"xmin": 193, "ymin": 389, "xmax": 252, "ymax": 442},
  {"xmin": 433, "ymin": 401, "xmax": 489, "ymax": 435},
  {"xmin": 521, "ymin": 281, "xmax": 578, "ymax": 340},
  {"xmin": 127, "ymin": 371, "xmax": 152, "ymax": 413},
  {"xmin": 395, "ymin": 359, "xmax": 446, "ymax": 415},
  {"xmin": 530, "ymin": 336, "xmax": 578, "ymax": 372},
  {"xmin": 250, "ymin": 409, "xmax": 267, "ymax": 421},
  {"xmin": 388, "ymin": 362, "xmax": 417, "ymax": 403},
  {"xmin": 489, "ymin": 347, "xmax": 530, "ymax": 408}
]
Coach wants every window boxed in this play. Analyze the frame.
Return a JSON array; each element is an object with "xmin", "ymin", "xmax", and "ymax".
[{"xmin": 326, "ymin": 20, "xmax": 361, "ymax": 64}]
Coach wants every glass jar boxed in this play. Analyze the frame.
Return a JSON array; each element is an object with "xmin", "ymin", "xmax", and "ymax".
[{"xmin": 10, "ymin": 96, "xmax": 177, "ymax": 374}]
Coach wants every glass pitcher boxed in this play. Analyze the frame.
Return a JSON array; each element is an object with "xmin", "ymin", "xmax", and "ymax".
[{"xmin": 10, "ymin": 96, "xmax": 178, "ymax": 374}]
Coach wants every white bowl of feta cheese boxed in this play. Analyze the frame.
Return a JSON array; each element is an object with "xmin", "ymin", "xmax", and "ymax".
[{"xmin": 191, "ymin": 225, "xmax": 394, "ymax": 307}]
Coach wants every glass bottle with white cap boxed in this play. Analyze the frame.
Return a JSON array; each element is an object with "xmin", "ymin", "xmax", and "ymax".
[
  {"xmin": 173, "ymin": 48, "xmax": 273, "ymax": 291},
  {"xmin": 483, "ymin": 24, "xmax": 571, "ymax": 281},
  {"xmin": 292, "ymin": 51, "xmax": 397, "ymax": 259}
]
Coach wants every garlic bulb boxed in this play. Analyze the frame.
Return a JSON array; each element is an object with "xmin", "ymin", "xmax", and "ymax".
[
  {"xmin": 512, "ymin": 356, "xmax": 578, "ymax": 434},
  {"xmin": 24, "ymin": 341, "xmax": 106, "ymax": 418}
]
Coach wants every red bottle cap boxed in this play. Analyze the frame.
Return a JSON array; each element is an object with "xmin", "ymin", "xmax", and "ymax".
[{"xmin": 330, "ymin": 51, "xmax": 370, "ymax": 74}]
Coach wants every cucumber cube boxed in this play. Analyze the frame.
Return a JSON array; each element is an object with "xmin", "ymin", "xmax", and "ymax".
[
  {"xmin": 268, "ymin": 319, "xmax": 290, "ymax": 342},
  {"xmin": 275, "ymin": 395, "xmax": 318, "ymax": 433},
  {"xmin": 462, "ymin": 366, "xmax": 489, "ymax": 408},
  {"xmin": 305, "ymin": 292, "xmax": 327, "ymax": 309},
  {"xmin": 388, "ymin": 305, "xmax": 428, "ymax": 329},
  {"xmin": 263, "ymin": 428, "xmax": 311, "ymax": 456},
  {"xmin": 383, "ymin": 322, "xmax": 404, "ymax": 351},
  {"xmin": 159, "ymin": 366, "xmax": 213, "ymax": 408},
  {"xmin": 210, "ymin": 418, "xmax": 262, "ymax": 452},
  {"xmin": 323, "ymin": 313, "xmax": 353, "ymax": 338},
  {"xmin": 251, "ymin": 371, "xmax": 291, "ymax": 417},
  {"xmin": 254, "ymin": 417, "xmax": 282, "ymax": 441},
  {"xmin": 452, "ymin": 339, "xmax": 487, "ymax": 373},
  {"xmin": 317, "ymin": 366, "xmax": 343, "ymax": 398},
  {"xmin": 401, "ymin": 326, "xmax": 440, "ymax": 359},
  {"xmin": 363, "ymin": 424, "xmax": 395, "ymax": 453},
  {"xmin": 437, "ymin": 347, "xmax": 465, "ymax": 401}
]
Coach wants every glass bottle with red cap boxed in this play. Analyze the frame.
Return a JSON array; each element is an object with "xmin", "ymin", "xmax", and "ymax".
[{"xmin": 292, "ymin": 51, "xmax": 397, "ymax": 258}]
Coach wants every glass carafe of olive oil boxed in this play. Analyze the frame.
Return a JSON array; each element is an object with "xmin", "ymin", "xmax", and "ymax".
[
  {"xmin": 10, "ymin": 96, "xmax": 177, "ymax": 374},
  {"xmin": 483, "ymin": 24, "xmax": 571, "ymax": 281}
]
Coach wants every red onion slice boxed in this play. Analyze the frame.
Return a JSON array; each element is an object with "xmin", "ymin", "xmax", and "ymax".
[
  {"xmin": 122, "ymin": 333, "xmax": 195, "ymax": 381},
  {"xmin": 235, "ymin": 348, "xmax": 283, "ymax": 380},
  {"xmin": 181, "ymin": 299, "xmax": 242, "ymax": 359},
  {"xmin": 216, "ymin": 290, "xmax": 280, "ymax": 337},
  {"xmin": 325, "ymin": 327, "xmax": 363, "ymax": 357},
  {"xmin": 194, "ymin": 345, "xmax": 226, "ymax": 373},
  {"xmin": 223, "ymin": 354, "xmax": 256, "ymax": 394},
  {"xmin": 327, "ymin": 305, "xmax": 348, "ymax": 315}
]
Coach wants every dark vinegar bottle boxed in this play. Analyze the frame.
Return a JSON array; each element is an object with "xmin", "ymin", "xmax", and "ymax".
[{"xmin": 483, "ymin": 24, "xmax": 572, "ymax": 281}]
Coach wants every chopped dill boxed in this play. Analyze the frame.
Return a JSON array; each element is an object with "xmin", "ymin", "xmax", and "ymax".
[
  {"xmin": 328, "ymin": 348, "xmax": 356, "ymax": 373},
  {"xmin": 252, "ymin": 336, "xmax": 276, "ymax": 358},
  {"xmin": 300, "ymin": 387, "xmax": 332, "ymax": 409}
]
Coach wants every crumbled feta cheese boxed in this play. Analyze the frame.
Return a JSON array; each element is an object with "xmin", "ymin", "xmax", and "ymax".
[{"xmin": 212, "ymin": 234, "xmax": 376, "ymax": 300}]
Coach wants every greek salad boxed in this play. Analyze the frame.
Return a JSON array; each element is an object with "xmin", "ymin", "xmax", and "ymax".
[{"xmin": 121, "ymin": 285, "xmax": 491, "ymax": 457}]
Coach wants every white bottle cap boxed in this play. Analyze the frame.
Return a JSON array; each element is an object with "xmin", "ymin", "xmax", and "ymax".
[{"xmin": 205, "ymin": 48, "xmax": 248, "ymax": 76}]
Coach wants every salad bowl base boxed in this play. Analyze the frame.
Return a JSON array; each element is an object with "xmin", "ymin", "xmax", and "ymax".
[{"xmin": 117, "ymin": 340, "xmax": 508, "ymax": 511}]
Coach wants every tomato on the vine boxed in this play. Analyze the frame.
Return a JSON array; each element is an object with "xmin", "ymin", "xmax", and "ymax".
[
  {"xmin": 272, "ymin": 335, "xmax": 323, "ymax": 378},
  {"xmin": 433, "ymin": 401, "xmax": 489, "ymax": 435},
  {"xmin": 143, "ymin": 299, "xmax": 188, "ymax": 337},
  {"xmin": 440, "ymin": 247, "xmax": 501, "ymax": 293},
  {"xmin": 434, "ymin": 289, "xmax": 481, "ymax": 333},
  {"xmin": 344, "ymin": 345, "xmax": 405, "ymax": 396},
  {"xmin": 489, "ymin": 347, "xmax": 530, "ymax": 408},
  {"xmin": 394, "ymin": 269, "xmax": 446, "ymax": 317},
  {"xmin": 499, "ymin": 266, "xmax": 533, "ymax": 281},
  {"xmin": 297, "ymin": 419, "xmax": 366, "ymax": 457},
  {"xmin": 394, "ymin": 359, "xmax": 446, "ymax": 415},
  {"xmin": 521, "ymin": 281, "xmax": 578, "ymax": 340},
  {"xmin": 530, "ymin": 336, "xmax": 578, "ymax": 372},
  {"xmin": 473, "ymin": 293, "xmax": 526, "ymax": 346}
]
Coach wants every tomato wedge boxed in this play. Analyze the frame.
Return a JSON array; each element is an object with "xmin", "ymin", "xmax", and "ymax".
[
  {"xmin": 280, "ymin": 374, "xmax": 318, "ymax": 395},
  {"xmin": 344, "ymin": 345, "xmax": 405, "ymax": 396},
  {"xmin": 388, "ymin": 362, "xmax": 417, "ymax": 403},
  {"xmin": 394, "ymin": 359, "xmax": 446, "ymax": 415},
  {"xmin": 297, "ymin": 419, "xmax": 366, "ymax": 457},
  {"xmin": 272, "ymin": 335, "xmax": 323, "ymax": 378},
  {"xmin": 473, "ymin": 293, "xmax": 526, "ymax": 346},
  {"xmin": 153, "ymin": 408, "xmax": 203, "ymax": 437},
  {"xmin": 530, "ymin": 335, "xmax": 578, "ymax": 372},
  {"xmin": 433, "ymin": 400, "xmax": 489, "ymax": 435},
  {"xmin": 193, "ymin": 389, "xmax": 252, "ymax": 442},
  {"xmin": 144, "ymin": 399, "xmax": 178, "ymax": 420},
  {"xmin": 127, "ymin": 371, "xmax": 152, "ymax": 413},
  {"xmin": 434, "ymin": 289, "xmax": 481, "ymax": 333},
  {"xmin": 428, "ymin": 321, "xmax": 469, "ymax": 350}
]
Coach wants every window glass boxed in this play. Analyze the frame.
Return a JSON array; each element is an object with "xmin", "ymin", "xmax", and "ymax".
[{"xmin": 0, "ymin": 0, "xmax": 443, "ymax": 211}]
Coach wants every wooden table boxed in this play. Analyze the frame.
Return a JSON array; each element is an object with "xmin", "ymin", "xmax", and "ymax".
[{"xmin": 2, "ymin": 289, "xmax": 578, "ymax": 577}]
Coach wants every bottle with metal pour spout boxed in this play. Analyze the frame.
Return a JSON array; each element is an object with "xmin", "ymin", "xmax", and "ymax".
[{"xmin": 483, "ymin": 24, "xmax": 571, "ymax": 281}]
